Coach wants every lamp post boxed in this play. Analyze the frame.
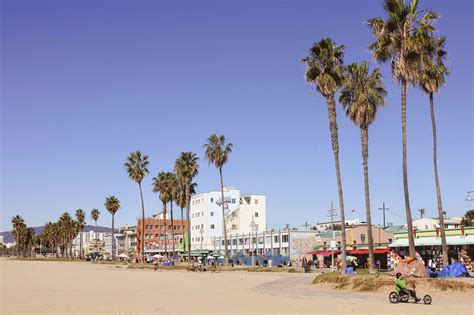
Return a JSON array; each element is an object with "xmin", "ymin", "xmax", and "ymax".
[
  {"xmin": 249, "ymin": 216, "xmax": 257, "ymax": 266},
  {"xmin": 327, "ymin": 202, "xmax": 337, "ymax": 271},
  {"xmin": 466, "ymin": 191, "xmax": 473, "ymax": 202}
]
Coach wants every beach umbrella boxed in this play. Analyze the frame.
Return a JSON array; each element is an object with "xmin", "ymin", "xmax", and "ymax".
[
  {"xmin": 153, "ymin": 254, "xmax": 164, "ymax": 258},
  {"xmin": 117, "ymin": 253, "xmax": 129, "ymax": 258}
]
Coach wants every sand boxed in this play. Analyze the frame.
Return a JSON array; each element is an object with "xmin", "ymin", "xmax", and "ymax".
[{"xmin": 1, "ymin": 258, "xmax": 472, "ymax": 314}]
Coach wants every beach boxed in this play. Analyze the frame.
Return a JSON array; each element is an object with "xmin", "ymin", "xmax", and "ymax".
[{"xmin": 1, "ymin": 258, "xmax": 472, "ymax": 314}]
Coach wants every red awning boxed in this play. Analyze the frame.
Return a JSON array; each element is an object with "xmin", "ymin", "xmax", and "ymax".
[
  {"xmin": 348, "ymin": 248, "xmax": 389, "ymax": 255},
  {"xmin": 307, "ymin": 250, "xmax": 340, "ymax": 256}
]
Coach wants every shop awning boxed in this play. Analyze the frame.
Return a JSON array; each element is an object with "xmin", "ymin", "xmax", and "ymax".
[
  {"xmin": 307, "ymin": 250, "xmax": 340, "ymax": 256},
  {"xmin": 348, "ymin": 248, "xmax": 389, "ymax": 254},
  {"xmin": 389, "ymin": 235, "xmax": 474, "ymax": 247}
]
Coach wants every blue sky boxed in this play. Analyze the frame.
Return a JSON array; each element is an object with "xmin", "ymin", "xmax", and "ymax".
[{"xmin": 1, "ymin": 0, "xmax": 473, "ymax": 231}]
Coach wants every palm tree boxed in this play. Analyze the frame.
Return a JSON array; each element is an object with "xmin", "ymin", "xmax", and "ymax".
[
  {"xmin": 367, "ymin": 0, "xmax": 439, "ymax": 258},
  {"xmin": 419, "ymin": 34, "xmax": 449, "ymax": 266},
  {"xmin": 90, "ymin": 208, "xmax": 100, "ymax": 255},
  {"xmin": 302, "ymin": 37, "xmax": 348, "ymax": 272},
  {"xmin": 125, "ymin": 150, "xmax": 150, "ymax": 264},
  {"xmin": 105, "ymin": 196, "xmax": 121, "ymax": 260},
  {"xmin": 75, "ymin": 209, "xmax": 86, "ymax": 257},
  {"xmin": 58, "ymin": 212, "xmax": 73, "ymax": 258},
  {"xmin": 339, "ymin": 61, "xmax": 387, "ymax": 273},
  {"xmin": 152, "ymin": 172, "xmax": 173, "ymax": 258},
  {"xmin": 11, "ymin": 215, "xmax": 25, "ymax": 256},
  {"xmin": 168, "ymin": 173, "xmax": 179, "ymax": 258},
  {"xmin": 176, "ymin": 180, "xmax": 197, "ymax": 254},
  {"xmin": 174, "ymin": 152, "xmax": 199, "ymax": 262},
  {"xmin": 204, "ymin": 134, "xmax": 233, "ymax": 265}
]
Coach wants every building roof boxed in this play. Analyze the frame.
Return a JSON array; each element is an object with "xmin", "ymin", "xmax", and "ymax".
[
  {"xmin": 389, "ymin": 235, "xmax": 474, "ymax": 247},
  {"xmin": 384, "ymin": 225, "xmax": 406, "ymax": 233}
]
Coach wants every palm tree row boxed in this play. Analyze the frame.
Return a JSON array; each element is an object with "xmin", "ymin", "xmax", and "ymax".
[
  {"xmin": 11, "ymin": 215, "xmax": 36, "ymax": 257},
  {"xmin": 125, "ymin": 135, "xmax": 234, "ymax": 264},
  {"xmin": 303, "ymin": 0, "xmax": 450, "ymax": 271}
]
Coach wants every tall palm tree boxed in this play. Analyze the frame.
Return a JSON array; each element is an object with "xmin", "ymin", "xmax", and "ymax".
[
  {"xmin": 302, "ymin": 37, "xmax": 348, "ymax": 272},
  {"xmin": 75, "ymin": 209, "xmax": 86, "ymax": 257},
  {"xmin": 124, "ymin": 150, "xmax": 150, "ymax": 264},
  {"xmin": 168, "ymin": 173, "xmax": 179, "ymax": 258},
  {"xmin": 176, "ymin": 181, "xmax": 197, "ymax": 254},
  {"xmin": 367, "ymin": 0, "xmax": 439, "ymax": 258},
  {"xmin": 174, "ymin": 152, "xmax": 199, "ymax": 262},
  {"xmin": 339, "ymin": 61, "xmax": 387, "ymax": 273},
  {"xmin": 58, "ymin": 212, "xmax": 73, "ymax": 258},
  {"xmin": 152, "ymin": 172, "xmax": 173, "ymax": 258},
  {"xmin": 204, "ymin": 134, "xmax": 233, "ymax": 265},
  {"xmin": 11, "ymin": 215, "xmax": 25, "ymax": 256},
  {"xmin": 105, "ymin": 196, "xmax": 121, "ymax": 260},
  {"xmin": 90, "ymin": 208, "xmax": 100, "ymax": 255},
  {"xmin": 419, "ymin": 35, "xmax": 449, "ymax": 265}
]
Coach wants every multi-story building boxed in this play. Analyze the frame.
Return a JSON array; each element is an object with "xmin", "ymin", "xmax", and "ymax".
[
  {"xmin": 116, "ymin": 225, "xmax": 137, "ymax": 256},
  {"xmin": 72, "ymin": 231, "xmax": 108, "ymax": 257},
  {"xmin": 137, "ymin": 218, "xmax": 189, "ymax": 257},
  {"xmin": 189, "ymin": 187, "xmax": 266, "ymax": 251}
]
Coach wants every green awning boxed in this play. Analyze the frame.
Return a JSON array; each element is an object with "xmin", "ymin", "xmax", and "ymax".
[{"xmin": 389, "ymin": 235, "xmax": 474, "ymax": 247}]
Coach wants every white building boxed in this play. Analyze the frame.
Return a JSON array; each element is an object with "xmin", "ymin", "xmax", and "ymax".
[
  {"xmin": 72, "ymin": 230, "xmax": 108, "ymax": 256},
  {"xmin": 316, "ymin": 218, "xmax": 366, "ymax": 231},
  {"xmin": 407, "ymin": 216, "xmax": 463, "ymax": 231},
  {"xmin": 189, "ymin": 187, "xmax": 266, "ymax": 250}
]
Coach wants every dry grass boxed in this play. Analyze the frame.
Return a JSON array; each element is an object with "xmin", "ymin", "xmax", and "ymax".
[{"xmin": 312, "ymin": 272, "xmax": 474, "ymax": 292}]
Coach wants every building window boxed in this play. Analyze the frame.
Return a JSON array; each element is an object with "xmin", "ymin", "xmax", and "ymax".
[
  {"xmin": 282, "ymin": 235, "xmax": 288, "ymax": 242},
  {"xmin": 155, "ymin": 225, "xmax": 158, "ymax": 229},
  {"xmin": 388, "ymin": 238, "xmax": 392, "ymax": 243},
  {"xmin": 232, "ymin": 198, "xmax": 236, "ymax": 204},
  {"xmin": 145, "ymin": 225, "xmax": 149, "ymax": 229},
  {"xmin": 211, "ymin": 198, "xmax": 213, "ymax": 202},
  {"xmin": 255, "ymin": 199, "xmax": 258, "ymax": 204},
  {"xmin": 274, "ymin": 236, "xmax": 279, "ymax": 243},
  {"xmin": 155, "ymin": 234, "xmax": 159, "ymax": 238},
  {"xmin": 361, "ymin": 234, "xmax": 366, "ymax": 243},
  {"xmin": 201, "ymin": 224, "xmax": 204, "ymax": 229},
  {"xmin": 425, "ymin": 225, "xmax": 428, "ymax": 230},
  {"xmin": 210, "ymin": 224, "xmax": 215, "ymax": 229},
  {"xmin": 255, "ymin": 212, "xmax": 259, "ymax": 217},
  {"xmin": 210, "ymin": 212, "xmax": 214, "ymax": 216}
]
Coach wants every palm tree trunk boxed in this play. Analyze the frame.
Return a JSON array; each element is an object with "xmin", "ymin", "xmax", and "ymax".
[
  {"xmin": 139, "ymin": 182, "xmax": 146, "ymax": 265},
  {"xmin": 430, "ymin": 92, "xmax": 448, "ymax": 266},
  {"xmin": 95, "ymin": 221, "xmax": 98, "ymax": 256},
  {"xmin": 163, "ymin": 202, "xmax": 168, "ymax": 258},
  {"xmin": 170, "ymin": 202, "xmax": 175, "ymax": 259},
  {"xmin": 186, "ymin": 183, "xmax": 191, "ymax": 262},
  {"xmin": 220, "ymin": 167, "xmax": 229, "ymax": 266},
  {"xmin": 401, "ymin": 80, "xmax": 416, "ymax": 258},
  {"xmin": 327, "ymin": 95, "xmax": 347, "ymax": 273},
  {"xmin": 112, "ymin": 214, "xmax": 115, "ymax": 260},
  {"xmin": 79, "ymin": 229, "xmax": 83, "ymax": 258},
  {"xmin": 180, "ymin": 206, "xmax": 185, "ymax": 257},
  {"xmin": 361, "ymin": 127, "xmax": 375, "ymax": 273}
]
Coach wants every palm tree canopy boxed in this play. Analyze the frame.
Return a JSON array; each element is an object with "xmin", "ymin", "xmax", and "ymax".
[
  {"xmin": 176, "ymin": 182, "xmax": 197, "ymax": 208},
  {"xmin": 339, "ymin": 61, "xmax": 387, "ymax": 128},
  {"xmin": 204, "ymin": 134, "xmax": 233, "ymax": 170},
  {"xmin": 302, "ymin": 37, "xmax": 345, "ymax": 97},
  {"xmin": 367, "ymin": 0, "xmax": 439, "ymax": 83},
  {"xmin": 91, "ymin": 208, "xmax": 100, "ymax": 222},
  {"xmin": 152, "ymin": 172, "xmax": 175, "ymax": 206},
  {"xmin": 124, "ymin": 150, "xmax": 150, "ymax": 184},
  {"xmin": 419, "ymin": 35, "xmax": 449, "ymax": 94},
  {"xmin": 174, "ymin": 152, "xmax": 199, "ymax": 185},
  {"xmin": 11, "ymin": 215, "xmax": 25, "ymax": 230},
  {"xmin": 75, "ymin": 209, "xmax": 86, "ymax": 229},
  {"xmin": 105, "ymin": 196, "xmax": 121, "ymax": 216}
]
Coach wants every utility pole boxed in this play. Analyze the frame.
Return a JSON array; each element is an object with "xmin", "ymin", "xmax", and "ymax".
[
  {"xmin": 418, "ymin": 208, "xmax": 425, "ymax": 219},
  {"xmin": 327, "ymin": 202, "xmax": 337, "ymax": 271},
  {"xmin": 378, "ymin": 202, "xmax": 389, "ymax": 228}
]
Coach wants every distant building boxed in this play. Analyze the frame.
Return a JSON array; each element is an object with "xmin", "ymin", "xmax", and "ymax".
[
  {"xmin": 116, "ymin": 225, "xmax": 137, "ymax": 257},
  {"xmin": 315, "ymin": 218, "xmax": 366, "ymax": 231},
  {"xmin": 406, "ymin": 216, "xmax": 463, "ymax": 231},
  {"xmin": 0, "ymin": 236, "xmax": 3, "ymax": 244},
  {"xmin": 72, "ymin": 230, "xmax": 109, "ymax": 256},
  {"xmin": 189, "ymin": 187, "xmax": 266, "ymax": 251},
  {"xmin": 136, "ymin": 218, "xmax": 189, "ymax": 257}
]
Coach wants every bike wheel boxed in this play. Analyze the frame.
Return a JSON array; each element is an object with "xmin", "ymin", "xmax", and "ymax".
[
  {"xmin": 423, "ymin": 295, "xmax": 432, "ymax": 305},
  {"xmin": 400, "ymin": 294, "xmax": 409, "ymax": 303},
  {"xmin": 389, "ymin": 292, "xmax": 399, "ymax": 303}
]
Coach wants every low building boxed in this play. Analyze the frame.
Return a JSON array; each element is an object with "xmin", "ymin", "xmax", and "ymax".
[
  {"xmin": 116, "ymin": 225, "xmax": 137, "ymax": 257},
  {"xmin": 72, "ymin": 231, "xmax": 109, "ymax": 256},
  {"xmin": 315, "ymin": 218, "xmax": 366, "ymax": 231},
  {"xmin": 389, "ymin": 226, "xmax": 474, "ymax": 265},
  {"xmin": 407, "ymin": 216, "xmax": 463, "ymax": 231},
  {"xmin": 137, "ymin": 218, "xmax": 189, "ymax": 257}
]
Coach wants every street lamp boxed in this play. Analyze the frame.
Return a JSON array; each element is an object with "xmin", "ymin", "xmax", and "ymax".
[{"xmin": 466, "ymin": 191, "xmax": 473, "ymax": 202}]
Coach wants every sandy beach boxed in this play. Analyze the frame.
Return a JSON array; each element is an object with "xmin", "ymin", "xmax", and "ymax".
[{"xmin": 1, "ymin": 258, "xmax": 472, "ymax": 314}]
